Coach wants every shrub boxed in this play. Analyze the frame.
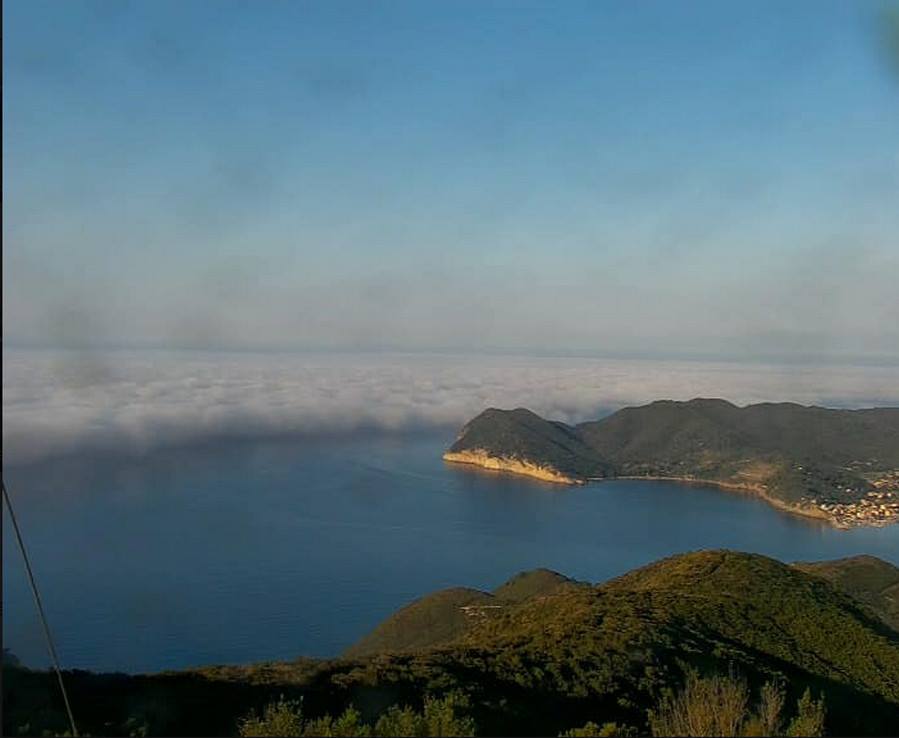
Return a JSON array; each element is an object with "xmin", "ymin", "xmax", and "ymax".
[
  {"xmin": 785, "ymin": 689, "xmax": 825, "ymax": 737},
  {"xmin": 649, "ymin": 670, "xmax": 749, "ymax": 736},
  {"xmin": 239, "ymin": 696, "xmax": 305, "ymax": 737},
  {"xmin": 649, "ymin": 672, "xmax": 826, "ymax": 737},
  {"xmin": 237, "ymin": 692, "xmax": 476, "ymax": 737}
]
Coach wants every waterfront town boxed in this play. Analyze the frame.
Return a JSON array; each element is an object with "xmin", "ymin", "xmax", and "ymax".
[{"xmin": 816, "ymin": 471, "xmax": 899, "ymax": 528}]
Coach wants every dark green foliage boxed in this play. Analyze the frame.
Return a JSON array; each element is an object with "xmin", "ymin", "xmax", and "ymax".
[
  {"xmin": 345, "ymin": 588, "xmax": 497, "ymax": 658},
  {"xmin": 794, "ymin": 555, "xmax": 899, "ymax": 630},
  {"xmin": 560, "ymin": 721, "xmax": 638, "ymax": 736},
  {"xmin": 237, "ymin": 693, "xmax": 475, "ymax": 737}
]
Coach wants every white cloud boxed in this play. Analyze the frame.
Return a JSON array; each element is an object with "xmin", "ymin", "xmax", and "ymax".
[{"xmin": 3, "ymin": 348, "xmax": 898, "ymax": 465}]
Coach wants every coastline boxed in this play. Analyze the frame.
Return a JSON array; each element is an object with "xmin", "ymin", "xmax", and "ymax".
[
  {"xmin": 442, "ymin": 450, "xmax": 582, "ymax": 485},
  {"xmin": 613, "ymin": 475, "xmax": 837, "ymax": 527},
  {"xmin": 442, "ymin": 454, "xmax": 850, "ymax": 528}
]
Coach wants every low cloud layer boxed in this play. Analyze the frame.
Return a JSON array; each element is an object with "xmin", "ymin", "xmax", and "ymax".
[{"xmin": 4, "ymin": 349, "xmax": 898, "ymax": 466}]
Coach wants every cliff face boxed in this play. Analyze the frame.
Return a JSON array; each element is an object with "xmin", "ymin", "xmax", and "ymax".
[
  {"xmin": 445, "ymin": 400, "xmax": 899, "ymax": 528},
  {"xmin": 442, "ymin": 449, "xmax": 581, "ymax": 484}
]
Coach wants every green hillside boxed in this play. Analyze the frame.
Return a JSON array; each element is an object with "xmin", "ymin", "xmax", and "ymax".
[
  {"xmin": 794, "ymin": 555, "xmax": 899, "ymax": 631},
  {"xmin": 5, "ymin": 551, "xmax": 899, "ymax": 736},
  {"xmin": 344, "ymin": 587, "xmax": 497, "ymax": 658},
  {"xmin": 491, "ymin": 568, "xmax": 576, "ymax": 602},
  {"xmin": 447, "ymin": 408, "xmax": 611, "ymax": 479},
  {"xmin": 346, "ymin": 570, "xmax": 581, "ymax": 658},
  {"xmin": 446, "ymin": 400, "xmax": 899, "ymax": 526}
]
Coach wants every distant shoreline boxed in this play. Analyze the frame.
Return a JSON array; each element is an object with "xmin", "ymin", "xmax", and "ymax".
[
  {"xmin": 613, "ymin": 475, "xmax": 835, "ymax": 526},
  {"xmin": 444, "ymin": 402, "xmax": 899, "ymax": 530},
  {"xmin": 443, "ymin": 452, "xmax": 842, "ymax": 527}
]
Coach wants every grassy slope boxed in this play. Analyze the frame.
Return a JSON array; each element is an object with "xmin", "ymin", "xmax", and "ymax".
[{"xmin": 5, "ymin": 551, "xmax": 899, "ymax": 737}]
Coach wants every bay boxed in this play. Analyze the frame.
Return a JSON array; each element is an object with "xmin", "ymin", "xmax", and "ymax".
[{"xmin": 3, "ymin": 431, "xmax": 897, "ymax": 673}]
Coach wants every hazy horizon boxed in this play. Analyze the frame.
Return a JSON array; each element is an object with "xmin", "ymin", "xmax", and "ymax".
[
  {"xmin": 4, "ymin": 0, "xmax": 899, "ymax": 362},
  {"xmin": 5, "ymin": 346, "xmax": 899, "ymax": 467}
]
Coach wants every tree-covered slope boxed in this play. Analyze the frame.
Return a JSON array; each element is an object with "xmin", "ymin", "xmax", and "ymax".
[
  {"xmin": 446, "ymin": 400, "xmax": 899, "ymax": 526},
  {"xmin": 344, "ymin": 587, "xmax": 496, "ymax": 658},
  {"xmin": 793, "ymin": 555, "xmax": 899, "ymax": 631},
  {"xmin": 491, "ymin": 568, "xmax": 576, "ymax": 602},
  {"xmin": 445, "ymin": 408, "xmax": 611, "ymax": 479},
  {"xmin": 346, "ymin": 570, "xmax": 581, "ymax": 658},
  {"xmin": 578, "ymin": 401, "xmax": 899, "ymax": 468},
  {"xmin": 5, "ymin": 551, "xmax": 899, "ymax": 736}
]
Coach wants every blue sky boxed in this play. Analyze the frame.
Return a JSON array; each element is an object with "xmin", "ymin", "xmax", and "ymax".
[{"xmin": 4, "ymin": 1, "xmax": 898, "ymax": 360}]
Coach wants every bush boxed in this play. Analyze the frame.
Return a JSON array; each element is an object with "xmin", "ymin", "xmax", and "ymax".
[
  {"xmin": 239, "ymin": 696, "xmax": 305, "ymax": 737},
  {"xmin": 649, "ymin": 670, "xmax": 749, "ymax": 736},
  {"xmin": 785, "ymin": 689, "xmax": 825, "ymax": 737},
  {"xmin": 237, "ymin": 692, "xmax": 476, "ymax": 737},
  {"xmin": 649, "ymin": 672, "xmax": 826, "ymax": 737}
]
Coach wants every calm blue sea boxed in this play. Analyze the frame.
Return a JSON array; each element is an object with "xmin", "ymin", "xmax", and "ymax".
[{"xmin": 4, "ymin": 431, "xmax": 898, "ymax": 673}]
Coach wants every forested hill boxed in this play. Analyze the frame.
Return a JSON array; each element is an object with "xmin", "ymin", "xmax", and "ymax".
[
  {"xmin": 444, "ymin": 400, "xmax": 899, "ymax": 527},
  {"xmin": 5, "ymin": 551, "xmax": 899, "ymax": 737},
  {"xmin": 794, "ymin": 554, "xmax": 899, "ymax": 630}
]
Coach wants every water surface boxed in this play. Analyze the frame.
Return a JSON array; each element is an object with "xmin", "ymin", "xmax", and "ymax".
[{"xmin": 4, "ymin": 431, "xmax": 897, "ymax": 673}]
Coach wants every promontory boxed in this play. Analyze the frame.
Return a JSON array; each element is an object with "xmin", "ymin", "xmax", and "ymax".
[{"xmin": 443, "ymin": 399, "xmax": 899, "ymax": 528}]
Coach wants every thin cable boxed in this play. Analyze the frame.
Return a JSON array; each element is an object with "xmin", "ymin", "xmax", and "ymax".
[{"xmin": 2, "ymin": 479, "xmax": 78, "ymax": 737}]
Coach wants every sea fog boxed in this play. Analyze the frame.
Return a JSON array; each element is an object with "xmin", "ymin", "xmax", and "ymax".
[{"xmin": 5, "ymin": 348, "xmax": 899, "ymax": 466}]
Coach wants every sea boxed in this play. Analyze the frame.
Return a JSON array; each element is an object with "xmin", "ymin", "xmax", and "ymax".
[{"xmin": 3, "ymin": 430, "xmax": 898, "ymax": 673}]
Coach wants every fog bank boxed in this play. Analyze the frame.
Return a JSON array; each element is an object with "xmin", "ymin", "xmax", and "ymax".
[{"xmin": 4, "ymin": 349, "xmax": 898, "ymax": 465}]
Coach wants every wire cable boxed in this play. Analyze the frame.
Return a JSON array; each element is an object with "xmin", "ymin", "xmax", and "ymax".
[{"xmin": 2, "ymin": 479, "xmax": 78, "ymax": 737}]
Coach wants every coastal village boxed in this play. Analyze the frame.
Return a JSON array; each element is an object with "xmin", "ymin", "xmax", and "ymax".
[{"xmin": 814, "ymin": 471, "xmax": 899, "ymax": 529}]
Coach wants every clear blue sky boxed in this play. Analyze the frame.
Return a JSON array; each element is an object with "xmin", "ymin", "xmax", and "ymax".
[{"xmin": 4, "ymin": 0, "xmax": 898, "ymax": 360}]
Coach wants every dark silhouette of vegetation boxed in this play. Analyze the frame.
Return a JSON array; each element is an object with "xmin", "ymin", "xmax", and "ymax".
[
  {"xmin": 238, "ymin": 692, "xmax": 475, "ymax": 737},
  {"xmin": 560, "ymin": 721, "xmax": 638, "ymax": 737}
]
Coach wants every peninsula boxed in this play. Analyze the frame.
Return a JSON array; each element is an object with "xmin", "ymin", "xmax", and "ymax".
[{"xmin": 444, "ymin": 399, "xmax": 899, "ymax": 528}]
